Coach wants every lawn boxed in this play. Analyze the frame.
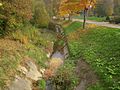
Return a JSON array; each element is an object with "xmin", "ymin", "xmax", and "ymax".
[
  {"xmin": 73, "ymin": 15, "xmax": 106, "ymax": 22},
  {"xmin": 64, "ymin": 22, "xmax": 120, "ymax": 90},
  {"xmin": 64, "ymin": 21, "xmax": 82, "ymax": 34}
]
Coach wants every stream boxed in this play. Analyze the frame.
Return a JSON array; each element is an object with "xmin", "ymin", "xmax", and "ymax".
[
  {"xmin": 46, "ymin": 51, "xmax": 64, "ymax": 90},
  {"xmin": 46, "ymin": 24, "xmax": 69, "ymax": 90}
]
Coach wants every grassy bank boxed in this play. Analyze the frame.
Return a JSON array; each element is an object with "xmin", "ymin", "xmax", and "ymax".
[
  {"xmin": 64, "ymin": 21, "xmax": 82, "ymax": 34},
  {"xmin": 64, "ymin": 22, "xmax": 120, "ymax": 90},
  {"xmin": 0, "ymin": 24, "xmax": 55, "ymax": 89}
]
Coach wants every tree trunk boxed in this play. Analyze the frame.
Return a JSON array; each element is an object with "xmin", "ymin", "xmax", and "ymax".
[
  {"xmin": 68, "ymin": 14, "xmax": 71, "ymax": 21},
  {"xmin": 83, "ymin": 9, "xmax": 87, "ymax": 29}
]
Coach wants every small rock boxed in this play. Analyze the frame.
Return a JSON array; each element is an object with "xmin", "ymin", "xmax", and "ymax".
[
  {"xmin": 26, "ymin": 60, "xmax": 42, "ymax": 81},
  {"xmin": 40, "ymin": 68, "xmax": 45, "ymax": 74},
  {"xmin": 18, "ymin": 65, "xmax": 28, "ymax": 74},
  {"xmin": 47, "ymin": 53, "xmax": 51, "ymax": 58}
]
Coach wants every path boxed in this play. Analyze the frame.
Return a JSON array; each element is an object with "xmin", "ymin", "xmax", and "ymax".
[
  {"xmin": 72, "ymin": 19, "xmax": 120, "ymax": 29},
  {"xmin": 75, "ymin": 59, "xmax": 99, "ymax": 90}
]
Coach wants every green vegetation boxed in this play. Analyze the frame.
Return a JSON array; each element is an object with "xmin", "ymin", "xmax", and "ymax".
[
  {"xmin": 0, "ymin": 24, "xmax": 55, "ymax": 88},
  {"xmin": 87, "ymin": 83, "xmax": 104, "ymax": 90},
  {"xmin": 64, "ymin": 22, "xmax": 120, "ymax": 90},
  {"xmin": 52, "ymin": 60, "xmax": 79, "ymax": 90},
  {"xmin": 1, "ymin": 0, "xmax": 120, "ymax": 89},
  {"xmin": 0, "ymin": 0, "xmax": 32, "ymax": 34},
  {"xmin": 38, "ymin": 79, "xmax": 46, "ymax": 90},
  {"xmin": 73, "ymin": 16, "xmax": 106, "ymax": 22},
  {"xmin": 0, "ymin": 0, "xmax": 56, "ymax": 89},
  {"xmin": 64, "ymin": 21, "xmax": 82, "ymax": 34}
]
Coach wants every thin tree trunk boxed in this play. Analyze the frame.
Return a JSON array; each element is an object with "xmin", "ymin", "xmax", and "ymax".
[
  {"xmin": 68, "ymin": 14, "xmax": 71, "ymax": 21},
  {"xmin": 83, "ymin": 9, "xmax": 87, "ymax": 29}
]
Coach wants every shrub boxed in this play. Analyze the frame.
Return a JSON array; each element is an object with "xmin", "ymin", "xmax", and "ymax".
[
  {"xmin": 0, "ymin": 18, "xmax": 6, "ymax": 36},
  {"xmin": 106, "ymin": 16, "xmax": 110, "ymax": 21},
  {"xmin": 0, "ymin": 0, "xmax": 32, "ymax": 33},
  {"xmin": 38, "ymin": 79, "xmax": 46, "ymax": 90},
  {"xmin": 109, "ymin": 16, "xmax": 120, "ymax": 24},
  {"xmin": 48, "ymin": 21, "xmax": 56, "ymax": 32}
]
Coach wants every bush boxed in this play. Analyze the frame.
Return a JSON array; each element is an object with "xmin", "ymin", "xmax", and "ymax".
[
  {"xmin": 38, "ymin": 79, "xmax": 46, "ymax": 90},
  {"xmin": 48, "ymin": 21, "xmax": 56, "ymax": 32},
  {"xmin": 109, "ymin": 16, "xmax": 120, "ymax": 24},
  {"xmin": 0, "ymin": 0, "xmax": 32, "ymax": 34},
  {"xmin": 106, "ymin": 16, "xmax": 110, "ymax": 21},
  {"xmin": 0, "ymin": 18, "xmax": 6, "ymax": 36}
]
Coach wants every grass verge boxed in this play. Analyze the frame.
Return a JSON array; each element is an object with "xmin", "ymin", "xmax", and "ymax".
[{"xmin": 73, "ymin": 15, "xmax": 106, "ymax": 22}]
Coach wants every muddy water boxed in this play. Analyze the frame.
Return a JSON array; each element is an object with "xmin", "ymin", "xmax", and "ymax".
[{"xmin": 51, "ymin": 51, "xmax": 64, "ymax": 60}]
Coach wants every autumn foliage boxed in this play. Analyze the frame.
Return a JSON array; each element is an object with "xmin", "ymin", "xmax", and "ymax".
[
  {"xmin": 0, "ymin": 0, "xmax": 32, "ymax": 32},
  {"xmin": 59, "ymin": 0, "xmax": 96, "ymax": 16}
]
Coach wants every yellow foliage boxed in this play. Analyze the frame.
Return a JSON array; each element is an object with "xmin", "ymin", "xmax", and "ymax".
[
  {"xmin": 68, "ymin": 29, "xmax": 89, "ymax": 40},
  {"xmin": 59, "ymin": 0, "xmax": 96, "ymax": 16},
  {"xmin": 68, "ymin": 31, "xmax": 81, "ymax": 40}
]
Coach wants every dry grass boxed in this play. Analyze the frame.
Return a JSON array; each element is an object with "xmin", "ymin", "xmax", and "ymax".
[
  {"xmin": 86, "ymin": 24, "xmax": 98, "ymax": 29},
  {"xmin": 44, "ymin": 58, "xmax": 63, "ymax": 79}
]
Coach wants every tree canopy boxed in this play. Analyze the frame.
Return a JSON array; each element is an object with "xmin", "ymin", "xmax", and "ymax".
[{"xmin": 59, "ymin": 0, "xmax": 96, "ymax": 16}]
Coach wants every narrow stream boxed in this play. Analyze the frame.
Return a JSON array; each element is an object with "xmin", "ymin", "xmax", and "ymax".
[
  {"xmin": 46, "ymin": 24, "xmax": 69, "ymax": 90},
  {"xmin": 46, "ymin": 51, "xmax": 64, "ymax": 90}
]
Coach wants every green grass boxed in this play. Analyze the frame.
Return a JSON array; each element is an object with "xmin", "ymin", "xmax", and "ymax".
[
  {"xmin": 73, "ymin": 15, "xmax": 106, "ymax": 22},
  {"xmin": 64, "ymin": 22, "xmax": 120, "ymax": 90},
  {"xmin": 64, "ymin": 21, "xmax": 82, "ymax": 34}
]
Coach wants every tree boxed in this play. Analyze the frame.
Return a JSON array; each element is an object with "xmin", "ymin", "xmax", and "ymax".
[
  {"xmin": 44, "ymin": 0, "xmax": 61, "ymax": 17},
  {"xmin": 59, "ymin": 0, "xmax": 96, "ymax": 29},
  {"xmin": 44, "ymin": 0, "xmax": 54, "ymax": 17},
  {"xmin": 114, "ymin": 0, "xmax": 120, "ymax": 15},
  {"xmin": 93, "ymin": 0, "xmax": 105, "ymax": 17},
  {"xmin": 33, "ymin": 0, "xmax": 50, "ymax": 28},
  {"xmin": 0, "ymin": 0, "xmax": 32, "ymax": 33},
  {"xmin": 104, "ymin": 0, "xmax": 114, "ymax": 16}
]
